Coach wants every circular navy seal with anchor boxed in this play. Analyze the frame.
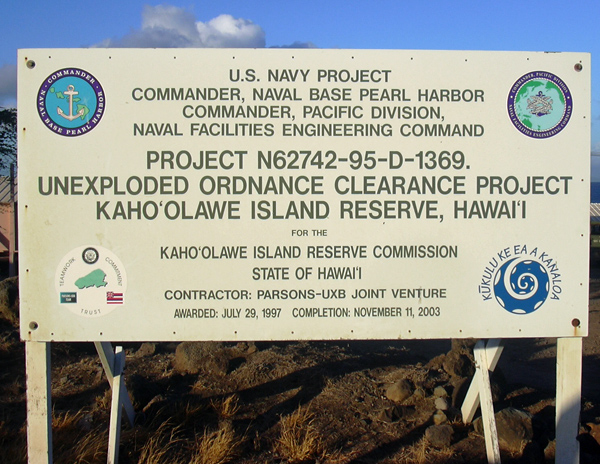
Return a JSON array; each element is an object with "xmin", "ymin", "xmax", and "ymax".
[{"xmin": 37, "ymin": 68, "xmax": 105, "ymax": 136}]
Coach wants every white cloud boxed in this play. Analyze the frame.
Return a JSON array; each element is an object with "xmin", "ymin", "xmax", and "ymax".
[
  {"xmin": 0, "ymin": 64, "xmax": 17, "ymax": 107},
  {"xmin": 196, "ymin": 14, "xmax": 265, "ymax": 48},
  {"xmin": 97, "ymin": 6, "xmax": 265, "ymax": 49},
  {"xmin": 0, "ymin": 5, "xmax": 312, "ymax": 106}
]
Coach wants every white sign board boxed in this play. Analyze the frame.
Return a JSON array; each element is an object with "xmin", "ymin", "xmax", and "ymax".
[{"xmin": 18, "ymin": 49, "xmax": 590, "ymax": 342}]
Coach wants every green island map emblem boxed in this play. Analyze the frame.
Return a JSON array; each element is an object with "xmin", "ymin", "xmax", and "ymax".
[{"xmin": 75, "ymin": 269, "xmax": 108, "ymax": 289}]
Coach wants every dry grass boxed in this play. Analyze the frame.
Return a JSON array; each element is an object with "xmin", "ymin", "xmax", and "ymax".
[
  {"xmin": 210, "ymin": 394, "xmax": 240, "ymax": 419},
  {"xmin": 52, "ymin": 410, "xmax": 108, "ymax": 464},
  {"xmin": 396, "ymin": 436, "xmax": 455, "ymax": 464},
  {"xmin": 275, "ymin": 407, "xmax": 325, "ymax": 463},
  {"xmin": 167, "ymin": 401, "xmax": 206, "ymax": 429},
  {"xmin": 0, "ymin": 334, "xmax": 14, "ymax": 357},
  {"xmin": 0, "ymin": 421, "xmax": 26, "ymax": 464},
  {"xmin": 189, "ymin": 421, "xmax": 244, "ymax": 464},
  {"xmin": 94, "ymin": 389, "xmax": 112, "ymax": 410},
  {"xmin": 136, "ymin": 419, "xmax": 185, "ymax": 464},
  {"xmin": 0, "ymin": 327, "xmax": 21, "ymax": 362},
  {"xmin": 0, "ymin": 376, "xmax": 23, "ymax": 397}
]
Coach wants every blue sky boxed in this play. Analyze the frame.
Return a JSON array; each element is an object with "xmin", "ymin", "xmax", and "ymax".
[{"xmin": 1, "ymin": 0, "xmax": 599, "ymax": 165}]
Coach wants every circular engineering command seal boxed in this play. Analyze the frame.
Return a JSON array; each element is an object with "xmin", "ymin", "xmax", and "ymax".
[
  {"xmin": 37, "ymin": 68, "xmax": 105, "ymax": 136},
  {"xmin": 507, "ymin": 71, "xmax": 572, "ymax": 138},
  {"xmin": 55, "ymin": 246, "xmax": 127, "ymax": 317}
]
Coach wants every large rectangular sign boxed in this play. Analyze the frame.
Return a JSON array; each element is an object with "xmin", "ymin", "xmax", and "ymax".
[{"xmin": 18, "ymin": 49, "xmax": 590, "ymax": 341}]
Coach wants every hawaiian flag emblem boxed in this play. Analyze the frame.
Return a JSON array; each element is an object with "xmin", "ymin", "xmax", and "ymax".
[{"xmin": 107, "ymin": 292, "xmax": 124, "ymax": 304}]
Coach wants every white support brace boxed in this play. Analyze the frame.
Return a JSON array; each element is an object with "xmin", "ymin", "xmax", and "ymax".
[
  {"xmin": 462, "ymin": 339, "xmax": 504, "ymax": 424},
  {"xmin": 473, "ymin": 340, "xmax": 501, "ymax": 464},
  {"xmin": 556, "ymin": 337, "xmax": 582, "ymax": 464},
  {"xmin": 462, "ymin": 337, "xmax": 583, "ymax": 464},
  {"xmin": 107, "ymin": 346, "xmax": 125, "ymax": 464},
  {"xmin": 94, "ymin": 342, "xmax": 135, "ymax": 427},
  {"xmin": 25, "ymin": 341, "xmax": 53, "ymax": 464}
]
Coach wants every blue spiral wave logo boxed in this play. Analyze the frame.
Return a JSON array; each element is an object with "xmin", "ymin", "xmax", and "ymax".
[{"xmin": 493, "ymin": 258, "xmax": 550, "ymax": 314}]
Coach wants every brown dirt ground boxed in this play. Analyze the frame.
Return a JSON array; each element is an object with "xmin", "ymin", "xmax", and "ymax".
[{"xmin": 1, "ymin": 270, "xmax": 600, "ymax": 464}]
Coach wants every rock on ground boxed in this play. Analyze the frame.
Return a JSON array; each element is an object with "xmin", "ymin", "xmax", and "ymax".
[
  {"xmin": 425, "ymin": 424, "xmax": 454, "ymax": 449},
  {"xmin": 385, "ymin": 378, "xmax": 413, "ymax": 403},
  {"xmin": 474, "ymin": 406, "xmax": 535, "ymax": 452},
  {"xmin": 173, "ymin": 341, "xmax": 229, "ymax": 375}
]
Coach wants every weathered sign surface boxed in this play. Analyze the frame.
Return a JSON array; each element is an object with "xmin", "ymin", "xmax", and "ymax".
[{"xmin": 18, "ymin": 49, "xmax": 590, "ymax": 341}]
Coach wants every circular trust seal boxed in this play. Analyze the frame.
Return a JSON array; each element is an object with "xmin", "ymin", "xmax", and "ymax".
[
  {"xmin": 55, "ymin": 246, "xmax": 127, "ymax": 317},
  {"xmin": 507, "ymin": 71, "xmax": 572, "ymax": 138},
  {"xmin": 37, "ymin": 68, "xmax": 105, "ymax": 136}
]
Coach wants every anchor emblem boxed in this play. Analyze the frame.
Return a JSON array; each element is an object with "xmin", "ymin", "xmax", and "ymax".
[
  {"xmin": 527, "ymin": 90, "xmax": 553, "ymax": 117},
  {"xmin": 57, "ymin": 84, "xmax": 85, "ymax": 121},
  {"xmin": 38, "ymin": 67, "xmax": 105, "ymax": 136}
]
